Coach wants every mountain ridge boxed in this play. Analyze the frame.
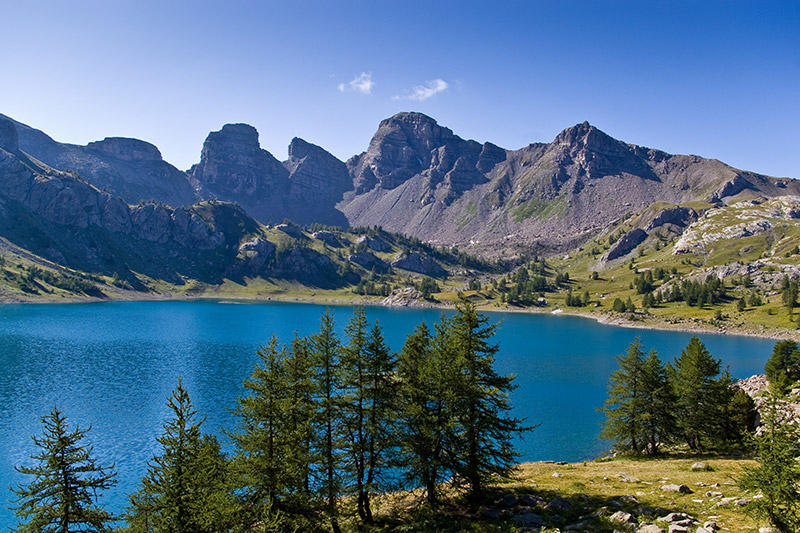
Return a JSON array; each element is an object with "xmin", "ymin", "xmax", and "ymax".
[{"xmin": 2, "ymin": 111, "xmax": 797, "ymax": 258}]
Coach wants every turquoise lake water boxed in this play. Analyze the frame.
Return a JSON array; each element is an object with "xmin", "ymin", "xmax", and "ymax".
[{"xmin": 0, "ymin": 300, "xmax": 777, "ymax": 527}]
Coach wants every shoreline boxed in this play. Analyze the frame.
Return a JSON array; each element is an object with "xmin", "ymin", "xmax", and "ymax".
[{"xmin": 2, "ymin": 288, "xmax": 797, "ymax": 343}]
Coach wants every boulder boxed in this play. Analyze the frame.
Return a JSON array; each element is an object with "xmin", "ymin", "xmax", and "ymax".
[
  {"xmin": 610, "ymin": 510, "xmax": 638, "ymax": 526},
  {"xmin": 497, "ymin": 493, "xmax": 518, "ymax": 507},
  {"xmin": 660, "ymin": 484, "xmax": 692, "ymax": 494},
  {"xmin": 690, "ymin": 462, "xmax": 712, "ymax": 472},
  {"xmin": 276, "ymin": 223, "xmax": 304, "ymax": 239},
  {"xmin": 544, "ymin": 496, "xmax": 571, "ymax": 512},
  {"xmin": 636, "ymin": 525, "xmax": 664, "ymax": 533},
  {"xmin": 512, "ymin": 512, "xmax": 543, "ymax": 526}
]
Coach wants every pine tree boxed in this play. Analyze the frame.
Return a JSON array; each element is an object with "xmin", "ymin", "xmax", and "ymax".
[
  {"xmin": 362, "ymin": 320, "xmax": 397, "ymax": 522},
  {"xmin": 12, "ymin": 407, "xmax": 117, "ymax": 533},
  {"xmin": 396, "ymin": 321, "xmax": 457, "ymax": 507},
  {"xmin": 450, "ymin": 301, "xmax": 531, "ymax": 502},
  {"xmin": 126, "ymin": 379, "xmax": 234, "ymax": 533},
  {"xmin": 639, "ymin": 349, "xmax": 676, "ymax": 454},
  {"xmin": 340, "ymin": 308, "xmax": 371, "ymax": 522},
  {"xmin": 668, "ymin": 337, "xmax": 734, "ymax": 451},
  {"xmin": 230, "ymin": 336, "xmax": 296, "ymax": 525},
  {"xmin": 310, "ymin": 309, "xmax": 344, "ymax": 533},
  {"xmin": 739, "ymin": 394, "xmax": 800, "ymax": 532},
  {"xmin": 765, "ymin": 340, "xmax": 800, "ymax": 396},
  {"xmin": 600, "ymin": 339, "xmax": 648, "ymax": 453}
]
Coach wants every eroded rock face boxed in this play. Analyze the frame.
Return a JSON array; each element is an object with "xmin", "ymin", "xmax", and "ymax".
[
  {"xmin": 0, "ymin": 117, "xmax": 19, "ymax": 152},
  {"xmin": 285, "ymin": 137, "xmax": 351, "ymax": 201},
  {"xmin": 647, "ymin": 207, "xmax": 698, "ymax": 230},
  {"xmin": 391, "ymin": 251, "xmax": 447, "ymax": 277},
  {"xmin": 190, "ymin": 123, "xmax": 290, "ymax": 199},
  {"xmin": 347, "ymin": 112, "xmax": 502, "ymax": 198},
  {"xmin": 348, "ymin": 251, "xmax": 388, "ymax": 271},
  {"xmin": 605, "ymin": 228, "xmax": 648, "ymax": 261},
  {"xmin": 86, "ymin": 137, "xmax": 163, "ymax": 162}
]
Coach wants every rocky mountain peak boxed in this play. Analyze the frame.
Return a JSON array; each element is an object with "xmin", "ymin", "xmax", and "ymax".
[
  {"xmin": 285, "ymin": 137, "xmax": 351, "ymax": 201},
  {"xmin": 0, "ymin": 117, "xmax": 19, "ymax": 153},
  {"xmin": 86, "ymin": 137, "xmax": 163, "ymax": 162},
  {"xmin": 189, "ymin": 123, "xmax": 289, "ymax": 199}
]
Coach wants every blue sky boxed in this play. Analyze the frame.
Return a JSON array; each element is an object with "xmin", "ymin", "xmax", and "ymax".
[{"xmin": 1, "ymin": 1, "xmax": 798, "ymax": 178}]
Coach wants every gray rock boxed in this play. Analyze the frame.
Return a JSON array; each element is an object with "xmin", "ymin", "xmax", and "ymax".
[
  {"xmin": 497, "ymin": 493, "xmax": 518, "ymax": 507},
  {"xmin": 0, "ymin": 117, "xmax": 19, "ymax": 152},
  {"xmin": 391, "ymin": 252, "xmax": 446, "ymax": 277},
  {"xmin": 276, "ymin": 223, "xmax": 304, "ymax": 239},
  {"xmin": 519, "ymin": 494, "xmax": 544, "ymax": 506},
  {"xmin": 660, "ymin": 484, "xmax": 692, "ymax": 494},
  {"xmin": 658, "ymin": 512, "xmax": 693, "ymax": 523},
  {"xmin": 636, "ymin": 525, "xmax": 664, "ymax": 533},
  {"xmin": 545, "ymin": 496, "xmax": 571, "ymax": 512},
  {"xmin": 512, "ymin": 512, "xmax": 543, "ymax": 526},
  {"xmin": 617, "ymin": 473, "xmax": 642, "ymax": 483},
  {"xmin": 690, "ymin": 462, "xmax": 711, "ymax": 471},
  {"xmin": 610, "ymin": 510, "xmax": 637, "ymax": 526},
  {"xmin": 356, "ymin": 235, "xmax": 391, "ymax": 252},
  {"xmin": 667, "ymin": 526, "xmax": 689, "ymax": 533},
  {"xmin": 479, "ymin": 508, "xmax": 501, "ymax": 519},
  {"xmin": 606, "ymin": 228, "xmax": 648, "ymax": 261},
  {"xmin": 348, "ymin": 252, "xmax": 388, "ymax": 271},
  {"xmin": 646, "ymin": 207, "xmax": 697, "ymax": 231},
  {"xmin": 564, "ymin": 519, "xmax": 593, "ymax": 531},
  {"xmin": 311, "ymin": 230, "xmax": 340, "ymax": 246}
]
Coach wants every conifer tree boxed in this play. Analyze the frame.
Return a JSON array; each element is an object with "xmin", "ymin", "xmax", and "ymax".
[
  {"xmin": 310, "ymin": 309, "xmax": 344, "ymax": 533},
  {"xmin": 126, "ymin": 379, "xmax": 234, "ymax": 533},
  {"xmin": 340, "ymin": 309, "xmax": 397, "ymax": 523},
  {"xmin": 639, "ymin": 348, "xmax": 676, "ymax": 454},
  {"xmin": 668, "ymin": 337, "xmax": 734, "ymax": 450},
  {"xmin": 12, "ymin": 407, "xmax": 117, "ymax": 533},
  {"xmin": 362, "ymin": 320, "xmax": 397, "ymax": 522},
  {"xmin": 739, "ymin": 394, "xmax": 800, "ymax": 532},
  {"xmin": 600, "ymin": 338, "xmax": 648, "ymax": 453},
  {"xmin": 450, "ymin": 302, "xmax": 530, "ymax": 502},
  {"xmin": 230, "ymin": 336, "xmax": 296, "ymax": 525},
  {"xmin": 396, "ymin": 321, "xmax": 457, "ymax": 507}
]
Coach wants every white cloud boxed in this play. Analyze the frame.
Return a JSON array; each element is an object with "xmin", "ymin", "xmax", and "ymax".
[
  {"xmin": 393, "ymin": 78, "xmax": 449, "ymax": 101},
  {"xmin": 338, "ymin": 72, "xmax": 374, "ymax": 94}
]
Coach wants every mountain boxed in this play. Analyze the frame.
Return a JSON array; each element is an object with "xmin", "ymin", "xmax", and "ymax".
[
  {"xmin": 3, "ymin": 111, "xmax": 797, "ymax": 261},
  {"xmin": 0, "ymin": 114, "xmax": 197, "ymax": 208},
  {"xmin": 341, "ymin": 115, "xmax": 799, "ymax": 256}
]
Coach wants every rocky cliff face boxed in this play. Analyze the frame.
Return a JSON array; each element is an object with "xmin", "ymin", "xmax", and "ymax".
[
  {"xmin": 3, "ymin": 111, "xmax": 798, "ymax": 261},
  {"xmin": 341, "ymin": 113, "xmax": 800, "ymax": 257},
  {"xmin": 0, "ymin": 114, "xmax": 197, "ymax": 208}
]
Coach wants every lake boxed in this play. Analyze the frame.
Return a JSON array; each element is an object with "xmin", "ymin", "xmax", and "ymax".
[{"xmin": 0, "ymin": 300, "xmax": 777, "ymax": 527}]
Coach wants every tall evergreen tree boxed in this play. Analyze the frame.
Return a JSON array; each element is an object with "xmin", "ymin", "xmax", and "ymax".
[
  {"xmin": 396, "ymin": 321, "xmax": 457, "ymax": 507},
  {"xmin": 340, "ymin": 308, "xmax": 371, "ymax": 522},
  {"xmin": 639, "ymin": 348, "xmax": 676, "ymax": 454},
  {"xmin": 230, "ymin": 336, "xmax": 296, "ymax": 526},
  {"xmin": 600, "ymin": 339, "xmax": 648, "ymax": 453},
  {"xmin": 668, "ymin": 337, "xmax": 734, "ymax": 450},
  {"xmin": 125, "ymin": 379, "xmax": 234, "ymax": 533},
  {"xmin": 450, "ymin": 302, "xmax": 531, "ymax": 502},
  {"xmin": 362, "ymin": 320, "xmax": 397, "ymax": 522},
  {"xmin": 765, "ymin": 340, "xmax": 800, "ymax": 396},
  {"xmin": 310, "ymin": 309, "xmax": 344, "ymax": 533},
  {"xmin": 340, "ymin": 310, "xmax": 397, "ymax": 524},
  {"xmin": 12, "ymin": 407, "xmax": 117, "ymax": 533}
]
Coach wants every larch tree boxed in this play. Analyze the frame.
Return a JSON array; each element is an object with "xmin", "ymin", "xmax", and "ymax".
[
  {"xmin": 310, "ymin": 308, "xmax": 344, "ymax": 533},
  {"xmin": 12, "ymin": 407, "xmax": 117, "ymax": 533},
  {"xmin": 125, "ymin": 379, "xmax": 234, "ymax": 533},
  {"xmin": 600, "ymin": 338, "xmax": 648, "ymax": 453}
]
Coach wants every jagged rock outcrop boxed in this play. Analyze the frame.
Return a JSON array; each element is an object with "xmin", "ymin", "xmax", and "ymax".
[
  {"xmin": 605, "ymin": 228, "xmax": 649, "ymax": 261},
  {"xmin": 356, "ymin": 235, "xmax": 391, "ymax": 252},
  {"xmin": 312, "ymin": 230, "xmax": 341, "ymax": 246},
  {"xmin": 348, "ymin": 252, "xmax": 388, "ymax": 271},
  {"xmin": 341, "ymin": 113, "xmax": 799, "ymax": 257},
  {"xmin": 0, "ymin": 117, "xmax": 19, "ymax": 152},
  {"xmin": 646, "ymin": 207, "xmax": 698, "ymax": 231},
  {"xmin": 391, "ymin": 251, "xmax": 447, "ymax": 277},
  {"xmin": 0, "ymin": 115, "xmax": 197, "ymax": 207},
  {"xmin": 189, "ymin": 123, "xmax": 291, "ymax": 217},
  {"xmin": 271, "ymin": 247, "xmax": 341, "ymax": 287}
]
